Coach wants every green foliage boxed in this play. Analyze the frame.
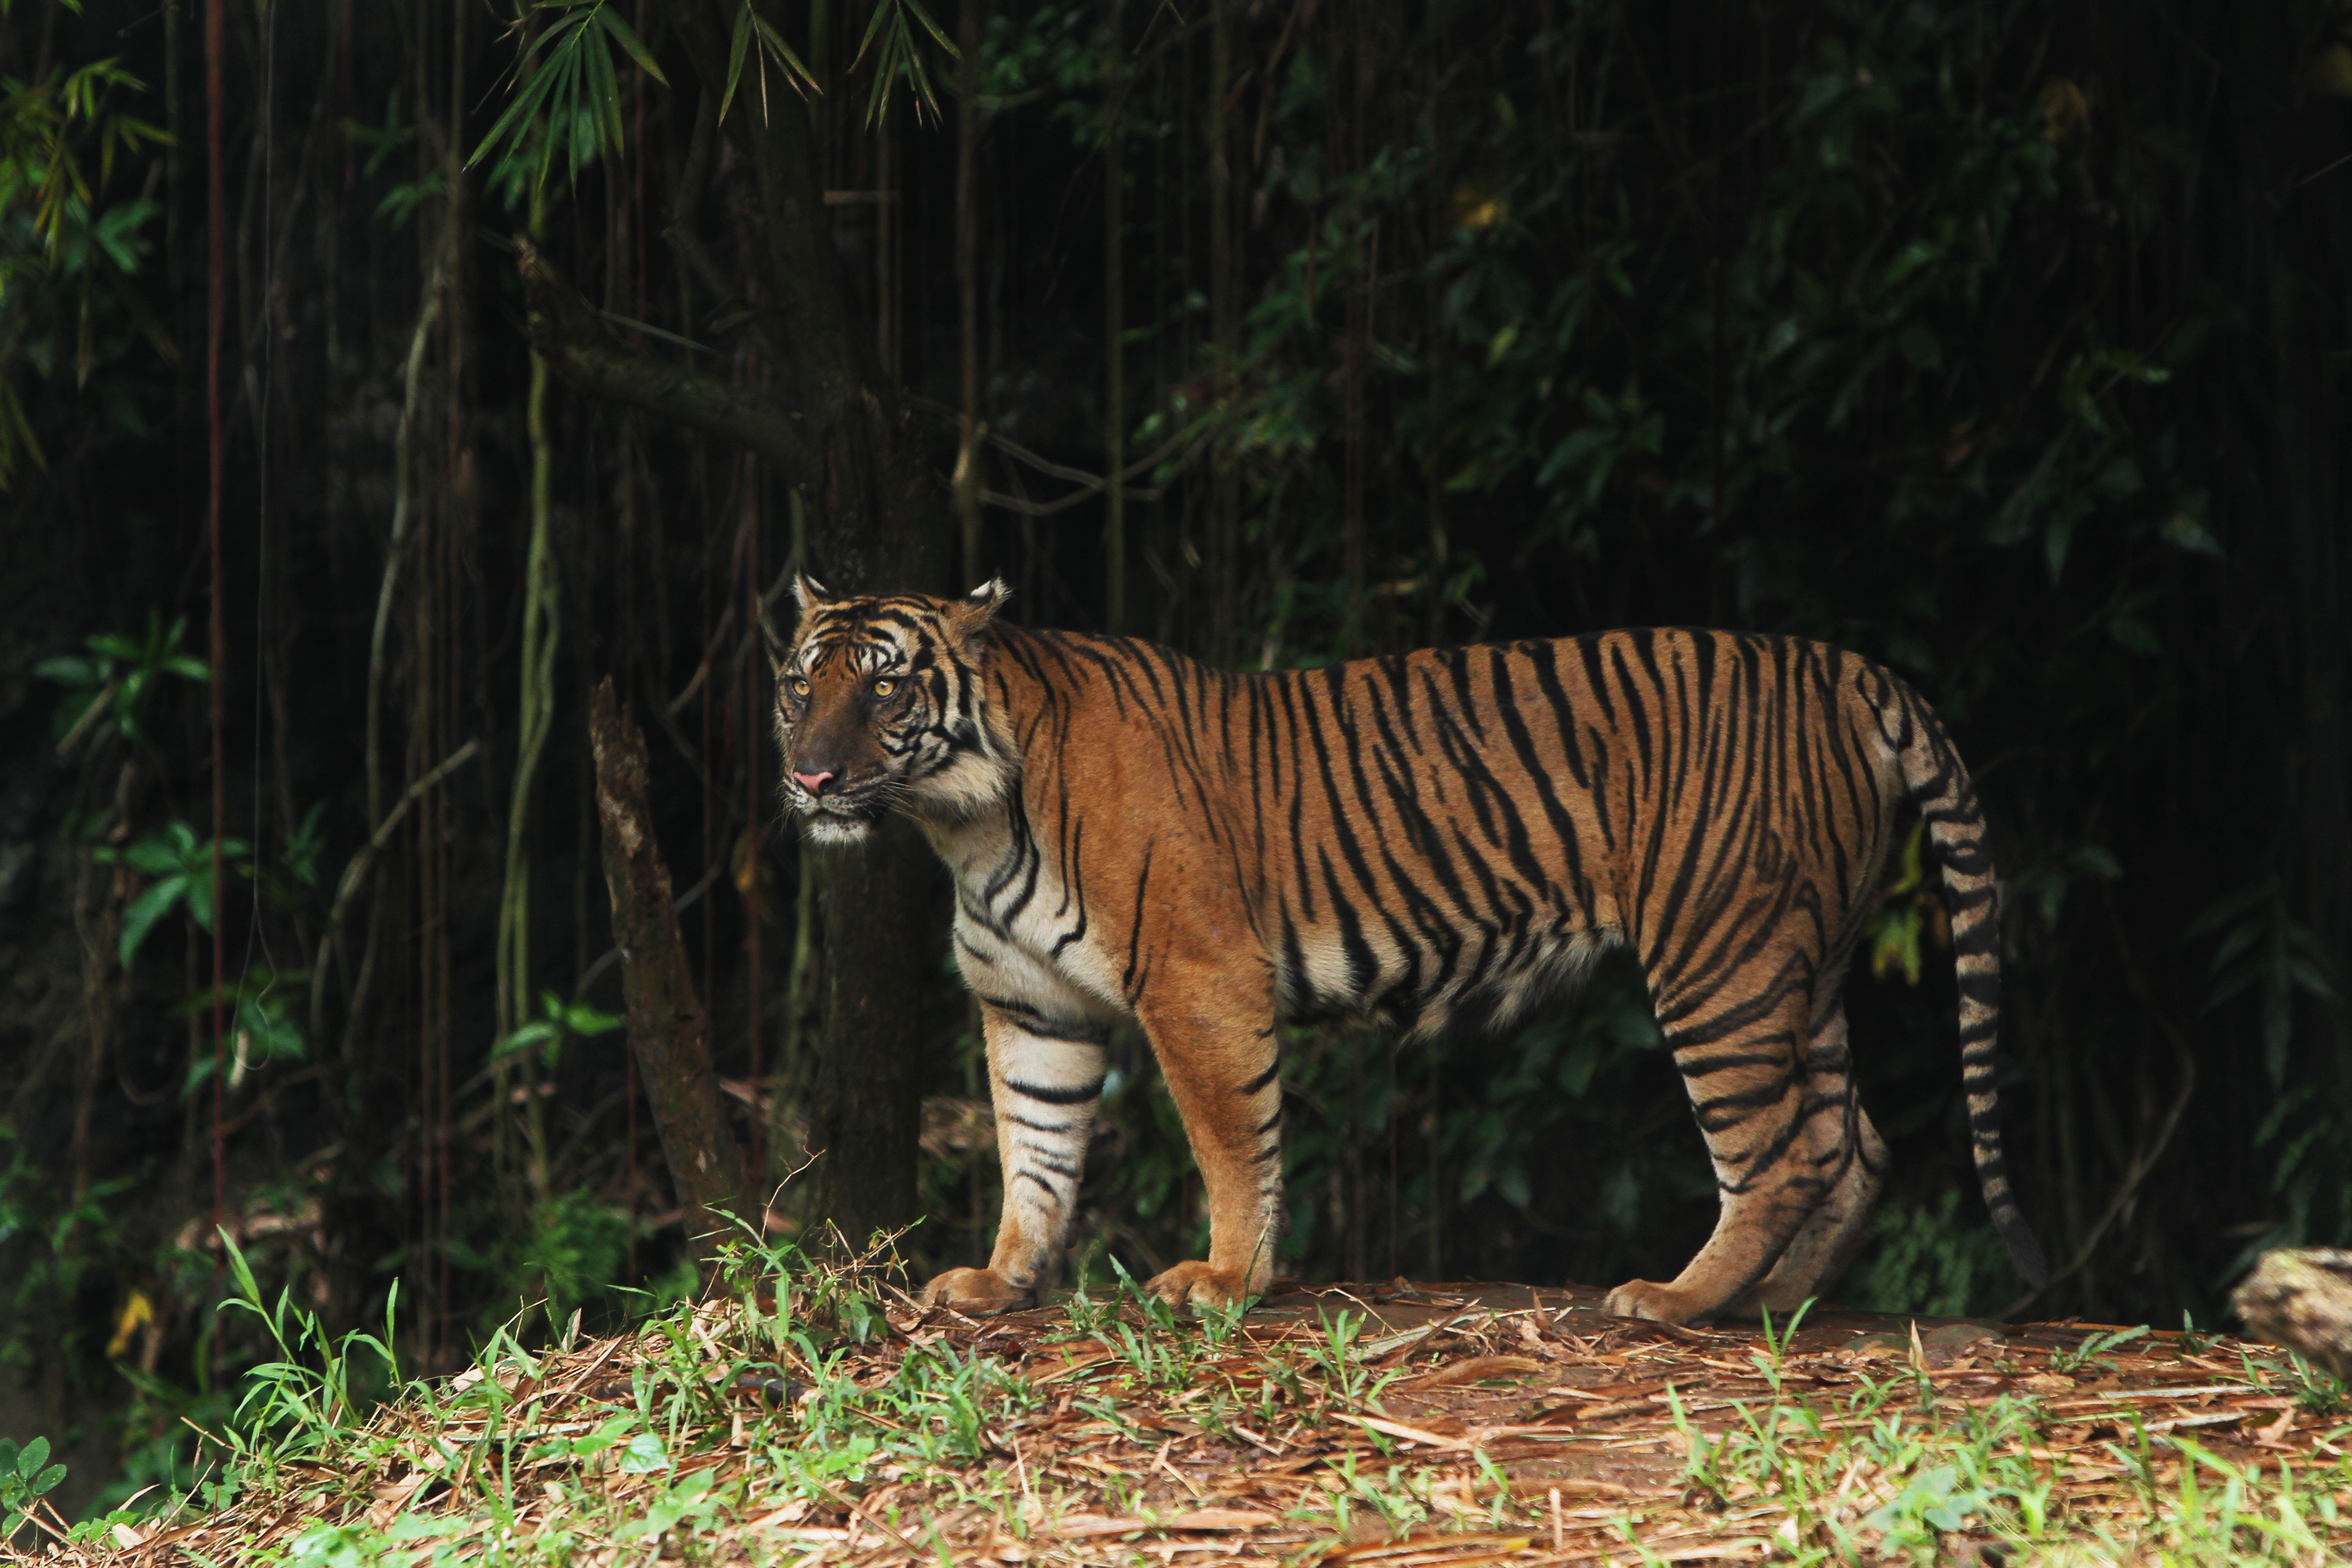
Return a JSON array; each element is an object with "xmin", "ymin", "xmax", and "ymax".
[
  {"xmin": 1842, "ymin": 1189, "xmax": 2026, "ymax": 1319},
  {"xmin": 0, "ymin": 51, "xmax": 166, "ymax": 280},
  {"xmin": 35, "ymin": 609, "xmax": 209, "ymax": 752},
  {"xmin": 1181, "ymin": 0, "xmax": 2212, "ymax": 693},
  {"xmin": 470, "ymin": 0, "xmax": 666, "ymax": 196},
  {"xmin": 848, "ymin": 0, "xmax": 959, "ymax": 126},
  {"xmin": 716, "ymin": 0, "xmax": 818, "ymax": 128},
  {"xmin": 516, "ymin": 1188, "xmax": 633, "ymax": 1335},
  {"xmin": 0, "ymin": 49, "xmax": 171, "ymax": 484},
  {"xmin": 1442, "ymin": 963, "xmax": 1669, "ymax": 1222},
  {"xmin": 1666, "ymin": 1334, "xmax": 2352, "ymax": 1563},
  {"xmin": 343, "ymin": 89, "xmax": 441, "ymax": 225},
  {"xmin": 2277, "ymin": 1355, "xmax": 2349, "ymax": 1421},
  {"xmin": 2048, "ymin": 1324, "xmax": 2150, "ymax": 1377},
  {"xmin": 1673, "ymin": 1371, "xmax": 2039, "ymax": 1560},
  {"xmin": 1861, "ymin": 1458, "xmax": 2001, "ymax": 1547},
  {"xmin": 215, "ymin": 1233, "xmax": 403, "ymax": 1466},
  {"xmin": 172, "ymin": 966, "xmax": 309, "ymax": 1098},
  {"xmin": 93, "ymin": 819, "xmax": 250, "ymax": 968},
  {"xmin": 1864, "ymin": 823, "xmax": 1936, "ymax": 985},
  {"xmin": 2184, "ymin": 878, "xmax": 2348, "ymax": 1266},
  {"xmin": 441, "ymin": 1188, "xmax": 655, "ymax": 1344},
  {"xmin": 491, "ymin": 988, "xmax": 622, "ymax": 1072},
  {"xmin": 0, "ymin": 1435, "xmax": 68, "ymax": 1548},
  {"xmin": 1297, "ymin": 1309, "xmax": 1390, "ymax": 1407},
  {"xmin": 978, "ymin": 5, "xmax": 1102, "ymax": 105},
  {"xmin": 280, "ymin": 802, "xmax": 329, "ymax": 890},
  {"xmin": 2186, "ymin": 876, "xmax": 2341, "ymax": 1092},
  {"xmin": 0, "ymin": 1126, "xmax": 134, "ymax": 1381},
  {"xmin": 2239, "ymin": 1088, "xmax": 2352, "ymax": 1269},
  {"xmin": 475, "ymin": 0, "xmax": 961, "ymax": 211},
  {"xmin": 98, "ymin": 1360, "xmax": 243, "ymax": 1522},
  {"xmin": 1751, "ymin": 1299, "xmax": 1817, "ymax": 1397},
  {"xmin": 2005, "ymin": 842, "xmax": 2125, "ymax": 938}
]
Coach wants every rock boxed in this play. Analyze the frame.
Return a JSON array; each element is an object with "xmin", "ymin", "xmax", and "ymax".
[{"xmin": 2231, "ymin": 1248, "xmax": 2352, "ymax": 1382}]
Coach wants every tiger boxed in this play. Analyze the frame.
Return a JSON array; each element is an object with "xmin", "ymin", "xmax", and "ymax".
[{"xmin": 772, "ymin": 576, "xmax": 2047, "ymax": 1324}]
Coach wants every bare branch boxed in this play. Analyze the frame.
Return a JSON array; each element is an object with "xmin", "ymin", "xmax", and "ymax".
[
  {"xmin": 591, "ymin": 677, "xmax": 750, "ymax": 1257},
  {"xmin": 513, "ymin": 234, "xmax": 813, "ymax": 482}
]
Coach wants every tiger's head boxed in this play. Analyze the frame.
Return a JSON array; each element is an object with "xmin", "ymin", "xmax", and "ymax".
[{"xmin": 773, "ymin": 574, "xmax": 1015, "ymax": 843}]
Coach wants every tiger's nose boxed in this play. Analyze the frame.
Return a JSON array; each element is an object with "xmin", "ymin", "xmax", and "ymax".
[{"xmin": 792, "ymin": 769, "xmax": 836, "ymax": 797}]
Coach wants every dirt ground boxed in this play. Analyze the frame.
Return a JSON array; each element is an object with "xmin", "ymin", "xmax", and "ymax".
[{"xmin": 31, "ymin": 1276, "xmax": 2352, "ymax": 1566}]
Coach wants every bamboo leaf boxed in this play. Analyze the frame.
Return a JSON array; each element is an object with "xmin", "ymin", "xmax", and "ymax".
[
  {"xmin": 853, "ymin": 2, "xmax": 946, "ymax": 127},
  {"xmin": 470, "ymin": 6, "xmax": 611, "ymax": 188},
  {"xmin": 720, "ymin": 3, "xmax": 752, "ymax": 124},
  {"xmin": 2288, "ymin": 956, "xmax": 2340, "ymax": 1002},
  {"xmin": 469, "ymin": 52, "xmax": 563, "ymax": 172},
  {"xmin": 585, "ymin": 17, "xmax": 622, "ymax": 160},
  {"xmin": 2180, "ymin": 877, "xmax": 2273, "ymax": 940},
  {"xmin": 593, "ymin": 4, "xmax": 668, "ymax": 86},
  {"xmin": 851, "ymin": 0, "xmax": 898, "ymax": 68},
  {"xmin": 749, "ymin": 12, "xmax": 821, "ymax": 99},
  {"xmin": 905, "ymin": 0, "xmax": 958, "ymax": 54}
]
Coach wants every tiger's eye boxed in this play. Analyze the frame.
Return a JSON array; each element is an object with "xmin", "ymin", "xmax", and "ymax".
[
  {"xmin": 873, "ymin": 678, "xmax": 896, "ymax": 696},
  {"xmin": 790, "ymin": 676, "xmax": 810, "ymax": 697}
]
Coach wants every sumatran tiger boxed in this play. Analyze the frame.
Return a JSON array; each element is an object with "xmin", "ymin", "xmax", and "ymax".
[{"xmin": 772, "ymin": 576, "xmax": 2047, "ymax": 1325}]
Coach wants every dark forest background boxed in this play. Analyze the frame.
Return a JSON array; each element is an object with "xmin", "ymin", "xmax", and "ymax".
[{"xmin": 0, "ymin": 0, "xmax": 2347, "ymax": 1520}]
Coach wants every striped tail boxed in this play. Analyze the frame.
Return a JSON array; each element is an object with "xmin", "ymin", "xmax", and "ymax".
[{"xmin": 1891, "ymin": 684, "xmax": 2049, "ymax": 1289}]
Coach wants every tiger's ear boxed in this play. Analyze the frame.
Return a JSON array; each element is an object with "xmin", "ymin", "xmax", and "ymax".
[
  {"xmin": 790, "ymin": 570, "xmax": 833, "ymax": 617},
  {"xmin": 948, "ymin": 577, "xmax": 1011, "ymax": 637}
]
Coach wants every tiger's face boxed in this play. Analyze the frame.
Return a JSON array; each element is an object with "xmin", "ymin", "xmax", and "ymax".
[{"xmin": 774, "ymin": 575, "xmax": 1014, "ymax": 843}]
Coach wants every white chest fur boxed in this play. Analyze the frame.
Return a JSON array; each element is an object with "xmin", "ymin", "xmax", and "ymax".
[{"xmin": 923, "ymin": 808, "xmax": 1131, "ymax": 1031}]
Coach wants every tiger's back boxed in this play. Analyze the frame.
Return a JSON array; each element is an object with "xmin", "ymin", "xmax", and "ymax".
[{"xmin": 775, "ymin": 583, "xmax": 2043, "ymax": 1324}]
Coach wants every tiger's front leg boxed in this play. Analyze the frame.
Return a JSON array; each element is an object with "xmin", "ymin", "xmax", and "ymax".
[
  {"xmin": 1134, "ymin": 972, "xmax": 1285, "ymax": 1310},
  {"xmin": 922, "ymin": 994, "xmax": 1112, "ymax": 1314}
]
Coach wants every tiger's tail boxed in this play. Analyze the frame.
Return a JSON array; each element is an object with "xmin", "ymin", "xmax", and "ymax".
[{"xmin": 1889, "ymin": 681, "xmax": 2049, "ymax": 1289}]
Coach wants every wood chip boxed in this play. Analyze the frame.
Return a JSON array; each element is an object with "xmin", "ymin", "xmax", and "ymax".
[
  {"xmin": 52, "ymin": 1278, "xmax": 2352, "ymax": 1568},
  {"xmin": 1394, "ymin": 1356, "xmax": 1548, "ymax": 1392}
]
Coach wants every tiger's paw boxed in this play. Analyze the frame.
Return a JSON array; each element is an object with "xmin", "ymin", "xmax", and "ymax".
[
  {"xmin": 1142, "ymin": 1260, "xmax": 1254, "ymax": 1311},
  {"xmin": 1602, "ymin": 1278, "xmax": 1714, "ymax": 1326},
  {"xmin": 921, "ymin": 1267, "xmax": 1036, "ymax": 1315}
]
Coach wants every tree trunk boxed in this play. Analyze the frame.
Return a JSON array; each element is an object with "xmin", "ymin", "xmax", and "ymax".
[
  {"xmin": 523, "ymin": 3, "xmax": 951, "ymax": 1256},
  {"xmin": 806, "ymin": 821, "xmax": 937, "ymax": 1250}
]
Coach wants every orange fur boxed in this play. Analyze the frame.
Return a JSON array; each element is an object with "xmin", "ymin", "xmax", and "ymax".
[{"xmin": 775, "ymin": 584, "xmax": 2045, "ymax": 1323}]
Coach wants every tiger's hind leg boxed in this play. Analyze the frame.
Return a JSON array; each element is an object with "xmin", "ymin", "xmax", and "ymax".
[
  {"xmin": 1732, "ymin": 996, "xmax": 1887, "ymax": 1315},
  {"xmin": 1604, "ymin": 980, "xmax": 1837, "ymax": 1325}
]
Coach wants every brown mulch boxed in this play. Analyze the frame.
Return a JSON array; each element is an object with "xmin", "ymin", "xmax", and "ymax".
[{"xmin": 24, "ymin": 1279, "xmax": 2352, "ymax": 1566}]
